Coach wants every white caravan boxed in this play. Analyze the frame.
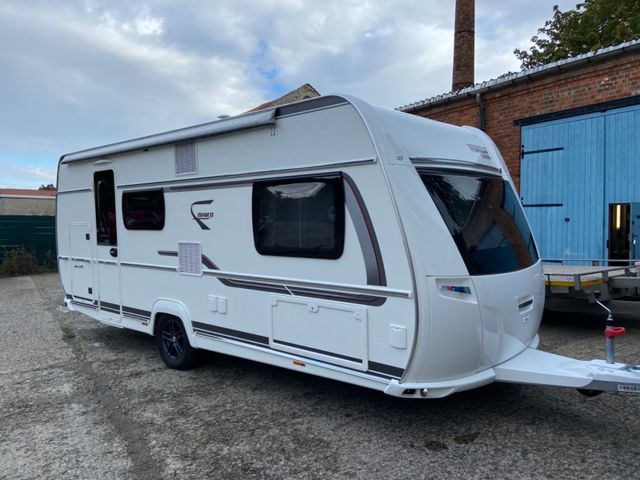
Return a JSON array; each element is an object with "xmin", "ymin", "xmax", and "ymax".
[{"xmin": 57, "ymin": 95, "xmax": 640, "ymax": 398}]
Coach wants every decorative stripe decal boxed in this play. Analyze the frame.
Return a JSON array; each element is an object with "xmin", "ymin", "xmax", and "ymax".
[
  {"xmin": 367, "ymin": 361, "xmax": 405, "ymax": 378},
  {"xmin": 342, "ymin": 173, "xmax": 386, "ymax": 287},
  {"xmin": 159, "ymin": 249, "xmax": 389, "ymax": 306},
  {"xmin": 273, "ymin": 339, "xmax": 362, "ymax": 363},
  {"xmin": 192, "ymin": 323, "xmax": 404, "ymax": 379},
  {"xmin": 74, "ymin": 295, "xmax": 94, "ymax": 303},
  {"xmin": 192, "ymin": 321, "xmax": 269, "ymax": 345},
  {"xmin": 122, "ymin": 305, "xmax": 152, "ymax": 318},
  {"xmin": 100, "ymin": 301, "xmax": 120, "ymax": 311}
]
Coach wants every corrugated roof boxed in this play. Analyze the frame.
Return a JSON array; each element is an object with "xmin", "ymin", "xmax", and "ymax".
[
  {"xmin": 0, "ymin": 189, "xmax": 56, "ymax": 197},
  {"xmin": 398, "ymin": 39, "xmax": 640, "ymax": 112}
]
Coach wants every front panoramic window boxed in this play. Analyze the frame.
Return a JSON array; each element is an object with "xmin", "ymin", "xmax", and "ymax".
[
  {"xmin": 420, "ymin": 171, "xmax": 538, "ymax": 275},
  {"xmin": 122, "ymin": 189, "xmax": 165, "ymax": 230},
  {"xmin": 252, "ymin": 175, "xmax": 345, "ymax": 259}
]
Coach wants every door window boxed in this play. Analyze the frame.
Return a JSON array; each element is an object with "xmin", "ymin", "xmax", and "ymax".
[{"xmin": 94, "ymin": 170, "xmax": 118, "ymax": 246}]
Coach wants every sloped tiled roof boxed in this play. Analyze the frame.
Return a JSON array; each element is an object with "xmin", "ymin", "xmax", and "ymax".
[
  {"xmin": 246, "ymin": 83, "xmax": 320, "ymax": 113},
  {"xmin": 398, "ymin": 39, "xmax": 640, "ymax": 112}
]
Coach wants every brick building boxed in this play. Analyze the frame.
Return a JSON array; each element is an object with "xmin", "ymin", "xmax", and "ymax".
[
  {"xmin": 399, "ymin": 40, "xmax": 640, "ymax": 189},
  {"xmin": 398, "ymin": 40, "xmax": 640, "ymax": 262}
]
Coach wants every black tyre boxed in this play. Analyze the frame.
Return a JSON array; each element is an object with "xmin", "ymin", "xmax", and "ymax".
[
  {"xmin": 156, "ymin": 315, "xmax": 198, "ymax": 370},
  {"xmin": 577, "ymin": 388, "xmax": 603, "ymax": 397}
]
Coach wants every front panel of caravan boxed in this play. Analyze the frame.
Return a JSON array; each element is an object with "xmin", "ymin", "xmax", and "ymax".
[
  {"xmin": 365, "ymin": 105, "xmax": 545, "ymax": 386},
  {"xmin": 58, "ymin": 99, "xmax": 418, "ymax": 388}
]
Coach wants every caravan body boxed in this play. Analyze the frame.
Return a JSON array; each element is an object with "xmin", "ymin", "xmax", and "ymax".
[{"xmin": 57, "ymin": 95, "xmax": 640, "ymax": 398}]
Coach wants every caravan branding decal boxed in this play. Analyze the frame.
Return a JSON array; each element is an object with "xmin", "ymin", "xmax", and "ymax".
[
  {"xmin": 190, "ymin": 200, "xmax": 215, "ymax": 230},
  {"xmin": 466, "ymin": 143, "xmax": 491, "ymax": 161}
]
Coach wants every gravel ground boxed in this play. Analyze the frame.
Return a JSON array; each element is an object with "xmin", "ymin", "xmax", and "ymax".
[{"xmin": 1, "ymin": 273, "xmax": 640, "ymax": 480}]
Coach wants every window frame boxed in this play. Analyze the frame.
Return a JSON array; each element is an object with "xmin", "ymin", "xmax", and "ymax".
[
  {"xmin": 121, "ymin": 188, "xmax": 166, "ymax": 231},
  {"xmin": 252, "ymin": 174, "xmax": 345, "ymax": 260}
]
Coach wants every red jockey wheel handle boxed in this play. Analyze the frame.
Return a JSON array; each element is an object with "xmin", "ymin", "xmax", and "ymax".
[{"xmin": 604, "ymin": 326, "xmax": 626, "ymax": 339}]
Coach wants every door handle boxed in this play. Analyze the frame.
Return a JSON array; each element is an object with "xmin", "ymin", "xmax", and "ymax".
[{"xmin": 110, "ymin": 248, "xmax": 118, "ymax": 258}]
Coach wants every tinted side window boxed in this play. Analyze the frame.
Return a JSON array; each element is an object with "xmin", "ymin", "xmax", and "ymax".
[
  {"xmin": 252, "ymin": 176, "xmax": 344, "ymax": 259},
  {"xmin": 94, "ymin": 170, "xmax": 117, "ymax": 245},
  {"xmin": 122, "ymin": 189, "xmax": 165, "ymax": 230}
]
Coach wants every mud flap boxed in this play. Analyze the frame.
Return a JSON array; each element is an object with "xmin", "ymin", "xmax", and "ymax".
[{"xmin": 494, "ymin": 347, "xmax": 640, "ymax": 394}]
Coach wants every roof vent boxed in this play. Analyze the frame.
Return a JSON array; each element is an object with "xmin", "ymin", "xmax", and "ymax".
[
  {"xmin": 175, "ymin": 141, "xmax": 198, "ymax": 175},
  {"xmin": 178, "ymin": 241, "xmax": 202, "ymax": 276}
]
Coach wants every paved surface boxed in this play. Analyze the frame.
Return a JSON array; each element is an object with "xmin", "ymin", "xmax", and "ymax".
[{"xmin": 1, "ymin": 274, "xmax": 640, "ymax": 480}]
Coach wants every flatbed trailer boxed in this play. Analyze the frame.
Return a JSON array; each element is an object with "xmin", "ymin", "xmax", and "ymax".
[{"xmin": 544, "ymin": 262, "xmax": 640, "ymax": 317}]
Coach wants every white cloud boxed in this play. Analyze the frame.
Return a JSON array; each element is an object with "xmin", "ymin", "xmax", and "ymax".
[
  {"xmin": 0, "ymin": 161, "xmax": 56, "ymax": 189},
  {"xmin": 134, "ymin": 14, "xmax": 163, "ymax": 36},
  {"xmin": 0, "ymin": 0, "xmax": 579, "ymax": 188}
]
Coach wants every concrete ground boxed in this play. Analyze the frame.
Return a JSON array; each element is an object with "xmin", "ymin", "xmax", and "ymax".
[{"xmin": 1, "ymin": 273, "xmax": 640, "ymax": 480}]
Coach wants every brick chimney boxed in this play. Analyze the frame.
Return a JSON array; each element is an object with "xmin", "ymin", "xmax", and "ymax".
[{"xmin": 452, "ymin": 0, "xmax": 475, "ymax": 91}]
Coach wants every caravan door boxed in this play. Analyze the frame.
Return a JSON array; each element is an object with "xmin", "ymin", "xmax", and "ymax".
[{"xmin": 93, "ymin": 170, "xmax": 121, "ymax": 323}]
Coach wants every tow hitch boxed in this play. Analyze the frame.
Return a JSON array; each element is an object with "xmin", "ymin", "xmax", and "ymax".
[
  {"xmin": 494, "ymin": 294, "xmax": 640, "ymax": 396},
  {"xmin": 576, "ymin": 295, "xmax": 639, "ymax": 397},
  {"xmin": 593, "ymin": 296, "xmax": 627, "ymax": 365}
]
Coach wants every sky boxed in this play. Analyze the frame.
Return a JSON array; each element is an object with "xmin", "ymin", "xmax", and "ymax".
[{"xmin": 0, "ymin": 0, "xmax": 578, "ymax": 189}]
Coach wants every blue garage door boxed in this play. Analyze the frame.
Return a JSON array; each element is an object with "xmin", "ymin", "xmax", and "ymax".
[{"xmin": 521, "ymin": 104, "xmax": 640, "ymax": 262}]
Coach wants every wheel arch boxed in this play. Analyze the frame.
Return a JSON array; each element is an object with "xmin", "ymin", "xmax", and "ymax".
[{"xmin": 150, "ymin": 299, "xmax": 195, "ymax": 345}]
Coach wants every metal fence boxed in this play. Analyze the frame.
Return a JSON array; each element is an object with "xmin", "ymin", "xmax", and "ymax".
[{"xmin": 0, "ymin": 215, "xmax": 56, "ymax": 264}]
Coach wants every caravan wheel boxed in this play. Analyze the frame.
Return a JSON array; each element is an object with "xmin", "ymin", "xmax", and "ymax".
[{"xmin": 156, "ymin": 315, "xmax": 198, "ymax": 370}]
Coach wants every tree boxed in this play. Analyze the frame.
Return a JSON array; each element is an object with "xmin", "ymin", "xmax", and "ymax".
[
  {"xmin": 39, "ymin": 184, "xmax": 55, "ymax": 190},
  {"xmin": 514, "ymin": 0, "xmax": 640, "ymax": 69}
]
